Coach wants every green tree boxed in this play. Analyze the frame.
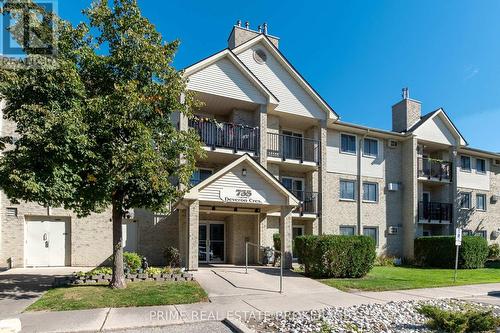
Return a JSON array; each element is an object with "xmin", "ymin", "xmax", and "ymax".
[{"xmin": 0, "ymin": 0, "xmax": 202, "ymax": 288}]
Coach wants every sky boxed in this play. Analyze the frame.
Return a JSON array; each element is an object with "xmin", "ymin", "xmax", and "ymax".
[{"xmin": 57, "ymin": 1, "xmax": 500, "ymax": 152}]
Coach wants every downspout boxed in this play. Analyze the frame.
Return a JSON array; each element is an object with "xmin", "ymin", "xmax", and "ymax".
[{"xmin": 357, "ymin": 130, "xmax": 370, "ymax": 235}]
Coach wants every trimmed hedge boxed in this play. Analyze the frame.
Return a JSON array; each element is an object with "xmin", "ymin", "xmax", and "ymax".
[
  {"xmin": 414, "ymin": 236, "xmax": 488, "ymax": 269},
  {"xmin": 295, "ymin": 235, "xmax": 376, "ymax": 278}
]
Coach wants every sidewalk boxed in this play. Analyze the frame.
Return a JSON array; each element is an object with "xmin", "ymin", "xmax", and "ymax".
[{"xmin": 12, "ymin": 281, "xmax": 500, "ymax": 332}]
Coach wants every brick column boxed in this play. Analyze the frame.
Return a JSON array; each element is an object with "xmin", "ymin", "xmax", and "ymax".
[
  {"xmin": 318, "ymin": 121, "xmax": 328, "ymax": 234},
  {"xmin": 255, "ymin": 104, "xmax": 268, "ymax": 168},
  {"xmin": 280, "ymin": 205, "xmax": 294, "ymax": 269},
  {"xmin": 186, "ymin": 200, "xmax": 199, "ymax": 271},
  {"xmin": 449, "ymin": 146, "xmax": 459, "ymax": 233}
]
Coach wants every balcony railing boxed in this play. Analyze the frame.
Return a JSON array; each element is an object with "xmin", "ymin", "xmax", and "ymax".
[
  {"xmin": 189, "ymin": 118, "xmax": 259, "ymax": 154},
  {"xmin": 267, "ymin": 132, "xmax": 320, "ymax": 164},
  {"xmin": 418, "ymin": 201, "xmax": 452, "ymax": 223},
  {"xmin": 291, "ymin": 190, "xmax": 320, "ymax": 215},
  {"xmin": 418, "ymin": 157, "xmax": 452, "ymax": 181}
]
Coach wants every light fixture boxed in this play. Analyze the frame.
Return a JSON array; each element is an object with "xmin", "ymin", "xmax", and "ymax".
[{"xmin": 242, "ymin": 168, "xmax": 247, "ymax": 177}]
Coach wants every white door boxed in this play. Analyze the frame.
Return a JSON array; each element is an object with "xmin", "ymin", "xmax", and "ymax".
[
  {"xmin": 26, "ymin": 219, "xmax": 69, "ymax": 267},
  {"xmin": 122, "ymin": 222, "xmax": 138, "ymax": 252}
]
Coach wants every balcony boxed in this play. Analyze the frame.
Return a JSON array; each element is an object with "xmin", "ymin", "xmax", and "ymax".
[
  {"xmin": 418, "ymin": 201, "xmax": 453, "ymax": 224},
  {"xmin": 267, "ymin": 132, "xmax": 320, "ymax": 165},
  {"xmin": 189, "ymin": 118, "xmax": 259, "ymax": 154},
  {"xmin": 291, "ymin": 190, "xmax": 320, "ymax": 216},
  {"xmin": 418, "ymin": 157, "xmax": 452, "ymax": 182}
]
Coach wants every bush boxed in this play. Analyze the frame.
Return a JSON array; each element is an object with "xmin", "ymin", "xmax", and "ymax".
[
  {"xmin": 295, "ymin": 235, "xmax": 376, "ymax": 278},
  {"xmin": 375, "ymin": 255, "xmax": 396, "ymax": 267},
  {"xmin": 488, "ymin": 243, "xmax": 500, "ymax": 259},
  {"xmin": 163, "ymin": 246, "xmax": 181, "ymax": 267},
  {"xmin": 418, "ymin": 304, "xmax": 499, "ymax": 333},
  {"xmin": 123, "ymin": 252, "xmax": 142, "ymax": 271},
  {"xmin": 414, "ymin": 236, "xmax": 488, "ymax": 269}
]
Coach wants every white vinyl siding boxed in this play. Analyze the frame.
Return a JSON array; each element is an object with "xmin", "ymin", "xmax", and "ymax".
[
  {"xmin": 237, "ymin": 45, "xmax": 326, "ymax": 120},
  {"xmin": 187, "ymin": 58, "xmax": 266, "ymax": 104}
]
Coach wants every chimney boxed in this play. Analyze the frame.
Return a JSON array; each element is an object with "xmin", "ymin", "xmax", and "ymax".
[
  {"xmin": 228, "ymin": 20, "xmax": 280, "ymax": 49},
  {"xmin": 392, "ymin": 88, "xmax": 421, "ymax": 133}
]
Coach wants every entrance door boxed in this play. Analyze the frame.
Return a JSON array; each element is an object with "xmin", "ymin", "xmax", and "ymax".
[
  {"xmin": 26, "ymin": 219, "xmax": 69, "ymax": 267},
  {"xmin": 199, "ymin": 222, "xmax": 225, "ymax": 263},
  {"xmin": 122, "ymin": 222, "xmax": 138, "ymax": 252},
  {"xmin": 282, "ymin": 130, "xmax": 303, "ymax": 160},
  {"xmin": 292, "ymin": 226, "xmax": 304, "ymax": 259}
]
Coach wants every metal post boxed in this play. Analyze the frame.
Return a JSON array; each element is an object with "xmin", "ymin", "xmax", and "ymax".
[
  {"xmin": 454, "ymin": 244, "xmax": 459, "ymax": 282},
  {"xmin": 279, "ymin": 250, "xmax": 283, "ymax": 294},
  {"xmin": 245, "ymin": 242, "xmax": 248, "ymax": 274}
]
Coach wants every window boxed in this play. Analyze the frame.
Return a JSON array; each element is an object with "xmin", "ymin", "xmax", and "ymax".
[
  {"xmin": 340, "ymin": 134, "xmax": 356, "ymax": 154},
  {"xmin": 363, "ymin": 227, "xmax": 378, "ymax": 246},
  {"xmin": 460, "ymin": 156, "xmax": 471, "ymax": 172},
  {"xmin": 340, "ymin": 180, "xmax": 356, "ymax": 200},
  {"xmin": 460, "ymin": 192, "xmax": 471, "ymax": 209},
  {"xmin": 476, "ymin": 194, "xmax": 487, "ymax": 211},
  {"xmin": 476, "ymin": 158, "xmax": 486, "ymax": 174},
  {"xmin": 340, "ymin": 226, "xmax": 355, "ymax": 236},
  {"xmin": 282, "ymin": 177, "xmax": 304, "ymax": 200},
  {"xmin": 463, "ymin": 230, "xmax": 473, "ymax": 236},
  {"xmin": 363, "ymin": 138, "xmax": 378, "ymax": 157},
  {"xmin": 190, "ymin": 168, "xmax": 212, "ymax": 186},
  {"xmin": 474, "ymin": 230, "xmax": 487, "ymax": 239},
  {"xmin": 363, "ymin": 182, "xmax": 378, "ymax": 202}
]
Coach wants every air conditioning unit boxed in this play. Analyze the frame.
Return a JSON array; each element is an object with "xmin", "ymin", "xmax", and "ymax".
[
  {"xmin": 388, "ymin": 183, "xmax": 400, "ymax": 191},
  {"xmin": 491, "ymin": 195, "xmax": 499, "ymax": 204},
  {"xmin": 388, "ymin": 140, "xmax": 398, "ymax": 149},
  {"xmin": 388, "ymin": 226, "xmax": 399, "ymax": 235}
]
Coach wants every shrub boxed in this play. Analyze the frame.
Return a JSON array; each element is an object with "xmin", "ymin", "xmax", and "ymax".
[
  {"xmin": 123, "ymin": 252, "xmax": 142, "ymax": 271},
  {"xmin": 414, "ymin": 236, "xmax": 488, "ymax": 269},
  {"xmin": 295, "ymin": 235, "xmax": 376, "ymax": 278},
  {"xmin": 163, "ymin": 246, "xmax": 181, "ymax": 267},
  {"xmin": 145, "ymin": 267, "xmax": 162, "ymax": 276},
  {"xmin": 375, "ymin": 255, "xmax": 396, "ymax": 267},
  {"xmin": 488, "ymin": 243, "xmax": 500, "ymax": 259},
  {"xmin": 418, "ymin": 304, "xmax": 499, "ymax": 333}
]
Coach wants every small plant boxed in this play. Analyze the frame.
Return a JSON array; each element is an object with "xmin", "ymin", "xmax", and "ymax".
[
  {"xmin": 145, "ymin": 267, "xmax": 162, "ymax": 276},
  {"xmin": 375, "ymin": 255, "xmax": 395, "ymax": 267},
  {"xmin": 273, "ymin": 233, "xmax": 281, "ymax": 266},
  {"xmin": 163, "ymin": 246, "xmax": 181, "ymax": 267},
  {"xmin": 488, "ymin": 243, "xmax": 500, "ymax": 259},
  {"xmin": 76, "ymin": 267, "xmax": 112, "ymax": 278},
  {"xmin": 417, "ymin": 304, "xmax": 499, "ymax": 333},
  {"xmin": 123, "ymin": 252, "xmax": 142, "ymax": 271}
]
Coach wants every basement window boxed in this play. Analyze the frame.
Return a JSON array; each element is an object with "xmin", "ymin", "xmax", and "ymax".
[{"xmin": 6, "ymin": 207, "xmax": 17, "ymax": 217}]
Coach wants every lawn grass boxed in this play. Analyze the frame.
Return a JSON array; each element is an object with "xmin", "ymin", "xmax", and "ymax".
[
  {"xmin": 27, "ymin": 281, "xmax": 208, "ymax": 312},
  {"xmin": 319, "ymin": 264, "xmax": 500, "ymax": 292}
]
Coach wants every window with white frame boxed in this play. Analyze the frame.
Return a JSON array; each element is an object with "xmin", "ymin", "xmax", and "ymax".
[
  {"xmin": 340, "ymin": 180, "xmax": 356, "ymax": 200},
  {"xmin": 476, "ymin": 158, "xmax": 486, "ymax": 174},
  {"xmin": 363, "ymin": 227, "xmax": 378, "ymax": 246},
  {"xmin": 460, "ymin": 155, "xmax": 471, "ymax": 172},
  {"xmin": 460, "ymin": 192, "xmax": 471, "ymax": 209},
  {"xmin": 363, "ymin": 182, "xmax": 378, "ymax": 202},
  {"xmin": 476, "ymin": 194, "xmax": 487, "ymax": 211},
  {"xmin": 190, "ymin": 168, "xmax": 213, "ymax": 186},
  {"xmin": 340, "ymin": 226, "xmax": 355, "ymax": 236},
  {"xmin": 340, "ymin": 134, "xmax": 356, "ymax": 154},
  {"xmin": 363, "ymin": 138, "xmax": 378, "ymax": 157}
]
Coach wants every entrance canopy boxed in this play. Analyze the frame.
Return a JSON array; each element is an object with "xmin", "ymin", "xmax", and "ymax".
[{"xmin": 182, "ymin": 154, "xmax": 299, "ymax": 213}]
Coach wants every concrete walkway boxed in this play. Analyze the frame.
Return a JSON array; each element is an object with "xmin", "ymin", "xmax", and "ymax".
[
  {"xmin": 0, "ymin": 267, "xmax": 92, "ymax": 319},
  {"xmin": 3, "ymin": 265, "xmax": 500, "ymax": 332}
]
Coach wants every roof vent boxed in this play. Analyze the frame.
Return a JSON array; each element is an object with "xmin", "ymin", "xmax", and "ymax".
[{"xmin": 253, "ymin": 49, "xmax": 267, "ymax": 64}]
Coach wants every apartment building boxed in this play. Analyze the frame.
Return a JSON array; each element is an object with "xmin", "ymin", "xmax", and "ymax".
[{"xmin": 1, "ymin": 23, "xmax": 499, "ymax": 269}]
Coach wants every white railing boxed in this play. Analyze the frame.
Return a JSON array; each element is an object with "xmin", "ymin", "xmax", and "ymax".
[{"xmin": 245, "ymin": 241, "xmax": 283, "ymax": 294}]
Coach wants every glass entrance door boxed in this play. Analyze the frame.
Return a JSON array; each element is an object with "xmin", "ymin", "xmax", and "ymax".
[{"xmin": 198, "ymin": 222, "xmax": 225, "ymax": 263}]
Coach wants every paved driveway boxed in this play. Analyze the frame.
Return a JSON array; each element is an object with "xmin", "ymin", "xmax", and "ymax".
[{"xmin": 0, "ymin": 267, "xmax": 92, "ymax": 319}]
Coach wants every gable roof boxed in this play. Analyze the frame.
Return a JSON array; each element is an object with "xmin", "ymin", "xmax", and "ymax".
[
  {"xmin": 183, "ymin": 154, "xmax": 300, "ymax": 206},
  {"xmin": 183, "ymin": 49, "xmax": 279, "ymax": 106},
  {"xmin": 407, "ymin": 108, "xmax": 468, "ymax": 146},
  {"xmin": 231, "ymin": 34, "xmax": 339, "ymax": 121}
]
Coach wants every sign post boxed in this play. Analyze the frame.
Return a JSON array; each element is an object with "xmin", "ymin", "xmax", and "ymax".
[{"xmin": 454, "ymin": 228, "xmax": 462, "ymax": 283}]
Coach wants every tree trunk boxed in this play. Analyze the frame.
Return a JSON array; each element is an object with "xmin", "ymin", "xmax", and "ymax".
[{"xmin": 110, "ymin": 193, "xmax": 126, "ymax": 289}]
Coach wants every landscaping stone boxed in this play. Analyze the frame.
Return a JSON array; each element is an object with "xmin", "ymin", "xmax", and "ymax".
[{"xmin": 248, "ymin": 299, "xmax": 500, "ymax": 333}]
